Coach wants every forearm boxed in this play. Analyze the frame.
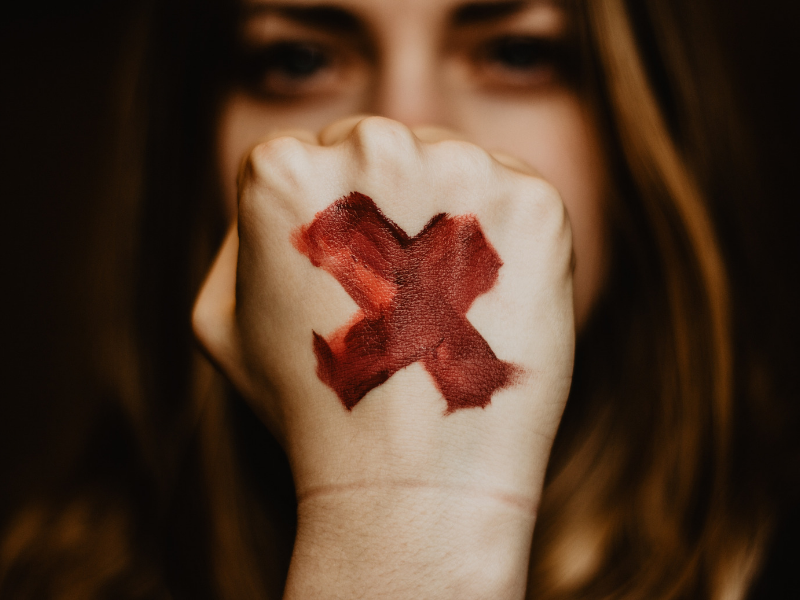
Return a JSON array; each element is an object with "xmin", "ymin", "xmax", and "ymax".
[{"xmin": 285, "ymin": 485, "xmax": 536, "ymax": 599}]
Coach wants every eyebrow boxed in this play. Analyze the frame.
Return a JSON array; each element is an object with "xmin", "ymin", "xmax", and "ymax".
[
  {"xmin": 451, "ymin": 1, "xmax": 528, "ymax": 25},
  {"xmin": 243, "ymin": 1, "xmax": 552, "ymax": 33},
  {"xmin": 244, "ymin": 4, "xmax": 363, "ymax": 34}
]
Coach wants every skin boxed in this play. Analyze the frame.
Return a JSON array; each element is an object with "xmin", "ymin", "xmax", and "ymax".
[
  {"xmin": 217, "ymin": 0, "xmax": 609, "ymax": 326},
  {"xmin": 195, "ymin": 0, "xmax": 611, "ymax": 597}
]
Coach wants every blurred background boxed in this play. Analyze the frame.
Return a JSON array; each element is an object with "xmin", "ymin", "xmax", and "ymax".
[{"xmin": 1, "ymin": 0, "xmax": 798, "ymax": 594}]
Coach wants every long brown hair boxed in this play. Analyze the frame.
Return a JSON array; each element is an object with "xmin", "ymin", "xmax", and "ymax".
[
  {"xmin": 0, "ymin": 0, "xmax": 774, "ymax": 598},
  {"xmin": 528, "ymin": 1, "xmax": 768, "ymax": 598}
]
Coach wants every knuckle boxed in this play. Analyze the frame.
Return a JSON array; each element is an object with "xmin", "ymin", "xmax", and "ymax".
[
  {"xmin": 526, "ymin": 175, "xmax": 561, "ymax": 206},
  {"xmin": 541, "ymin": 196, "xmax": 573, "ymax": 264},
  {"xmin": 410, "ymin": 124, "xmax": 465, "ymax": 143},
  {"xmin": 489, "ymin": 150, "xmax": 538, "ymax": 176},
  {"xmin": 437, "ymin": 139, "xmax": 493, "ymax": 168},
  {"xmin": 238, "ymin": 136, "xmax": 313, "ymax": 215},
  {"xmin": 246, "ymin": 136, "xmax": 310, "ymax": 188},
  {"xmin": 350, "ymin": 116, "xmax": 417, "ymax": 160},
  {"xmin": 352, "ymin": 115, "xmax": 409, "ymax": 139},
  {"xmin": 425, "ymin": 139, "xmax": 495, "ymax": 188},
  {"xmin": 256, "ymin": 134, "xmax": 308, "ymax": 166},
  {"xmin": 512, "ymin": 176, "xmax": 571, "ymax": 240}
]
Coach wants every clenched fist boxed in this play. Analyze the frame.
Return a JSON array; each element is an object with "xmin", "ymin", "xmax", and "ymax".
[{"xmin": 193, "ymin": 116, "xmax": 574, "ymax": 599}]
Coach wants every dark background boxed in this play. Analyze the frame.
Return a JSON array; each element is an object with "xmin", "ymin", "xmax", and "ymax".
[
  {"xmin": 1, "ymin": 1, "xmax": 133, "ymax": 518},
  {"xmin": 1, "ymin": 0, "xmax": 798, "ymax": 594}
]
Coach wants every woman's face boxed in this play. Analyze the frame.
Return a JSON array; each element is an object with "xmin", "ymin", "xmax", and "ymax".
[{"xmin": 217, "ymin": 0, "xmax": 609, "ymax": 326}]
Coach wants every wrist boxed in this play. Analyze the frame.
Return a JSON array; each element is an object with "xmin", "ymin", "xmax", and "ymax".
[{"xmin": 284, "ymin": 483, "xmax": 537, "ymax": 599}]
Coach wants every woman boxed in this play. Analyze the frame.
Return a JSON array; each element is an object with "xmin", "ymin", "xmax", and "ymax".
[{"xmin": 0, "ymin": 0, "xmax": 780, "ymax": 598}]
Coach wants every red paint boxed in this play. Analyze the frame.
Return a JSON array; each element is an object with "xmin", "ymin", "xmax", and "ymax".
[{"xmin": 293, "ymin": 192, "xmax": 518, "ymax": 413}]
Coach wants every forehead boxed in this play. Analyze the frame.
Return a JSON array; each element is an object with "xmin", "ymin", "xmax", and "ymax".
[
  {"xmin": 239, "ymin": 0, "xmax": 567, "ymax": 36},
  {"xmin": 241, "ymin": 0, "xmax": 564, "ymax": 20}
]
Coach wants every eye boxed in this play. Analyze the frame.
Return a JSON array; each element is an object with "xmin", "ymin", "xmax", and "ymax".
[
  {"xmin": 265, "ymin": 42, "xmax": 328, "ymax": 78},
  {"xmin": 489, "ymin": 37, "xmax": 549, "ymax": 70},
  {"xmin": 237, "ymin": 41, "xmax": 338, "ymax": 98},
  {"xmin": 475, "ymin": 35, "xmax": 574, "ymax": 89},
  {"xmin": 487, "ymin": 36, "xmax": 566, "ymax": 72}
]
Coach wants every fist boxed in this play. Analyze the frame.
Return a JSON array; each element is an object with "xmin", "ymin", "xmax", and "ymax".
[{"xmin": 193, "ymin": 116, "xmax": 574, "ymax": 505}]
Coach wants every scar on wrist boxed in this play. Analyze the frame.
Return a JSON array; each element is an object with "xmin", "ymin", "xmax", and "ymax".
[
  {"xmin": 296, "ymin": 479, "xmax": 538, "ymax": 516},
  {"xmin": 293, "ymin": 192, "xmax": 520, "ymax": 413}
]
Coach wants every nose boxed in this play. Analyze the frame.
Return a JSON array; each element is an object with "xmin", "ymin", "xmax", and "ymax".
[{"xmin": 368, "ymin": 31, "xmax": 452, "ymax": 129}]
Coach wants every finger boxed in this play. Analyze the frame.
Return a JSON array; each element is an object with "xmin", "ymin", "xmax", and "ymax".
[
  {"xmin": 410, "ymin": 125, "xmax": 470, "ymax": 144},
  {"xmin": 237, "ymin": 128, "xmax": 319, "ymax": 189},
  {"xmin": 192, "ymin": 225, "xmax": 247, "ymax": 389},
  {"xmin": 488, "ymin": 149, "xmax": 542, "ymax": 177},
  {"xmin": 263, "ymin": 128, "xmax": 320, "ymax": 146},
  {"xmin": 318, "ymin": 114, "xmax": 373, "ymax": 146}
]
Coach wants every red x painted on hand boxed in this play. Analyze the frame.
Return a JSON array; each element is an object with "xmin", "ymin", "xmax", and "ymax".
[{"xmin": 293, "ymin": 192, "xmax": 519, "ymax": 413}]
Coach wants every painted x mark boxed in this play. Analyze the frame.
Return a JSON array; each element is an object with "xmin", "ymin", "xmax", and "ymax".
[{"xmin": 293, "ymin": 192, "xmax": 518, "ymax": 413}]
